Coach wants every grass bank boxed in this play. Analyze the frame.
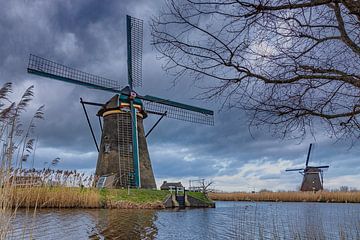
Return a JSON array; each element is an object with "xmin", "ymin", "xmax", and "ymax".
[
  {"xmin": 103, "ymin": 188, "xmax": 169, "ymax": 209},
  {"xmin": 3, "ymin": 187, "xmax": 170, "ymax": 209},
  {"xmin": 209, "ymin": 191, "xmax": 360, "ymax": 203},
  {"xmin": 187, "ymin": 191, "xmax": 214, "ymax": 205}
]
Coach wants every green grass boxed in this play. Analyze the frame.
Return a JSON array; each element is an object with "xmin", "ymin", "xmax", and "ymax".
[
  {"xmin": 187, "ymin": 191, "xmax": 213, "ymax": 204},
  {"xmin": 103, "ymin": 189, "xmax": 170, "ymax": 204}
]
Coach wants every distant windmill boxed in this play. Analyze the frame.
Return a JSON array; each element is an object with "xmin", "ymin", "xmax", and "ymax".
[
  {"xmin": 27, "ymin": 15, "xmax": 214, "ymax": 189},
  {"xmin": 286, "ymin": 144, "xmax": 329, "ymax": 191}
]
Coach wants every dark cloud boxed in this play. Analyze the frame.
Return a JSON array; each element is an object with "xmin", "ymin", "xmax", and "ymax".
[{"xmin": 1, "ymin": 0, "xmax": 359, "ymax": 191}]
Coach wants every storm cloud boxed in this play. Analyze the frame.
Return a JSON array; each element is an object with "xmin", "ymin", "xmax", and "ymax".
[{"xmin": 1, "ymin": 0, "xmax": 359, "ymax": 191}]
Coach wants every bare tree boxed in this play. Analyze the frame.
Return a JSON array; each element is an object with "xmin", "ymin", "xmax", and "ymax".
[
  {"xmin": 151, "ymin": 0, "xmax": 360, "ymax": 140},
  {"xmin": 201, "ymin": 179, "xmax": 214, "ymax": 195}
]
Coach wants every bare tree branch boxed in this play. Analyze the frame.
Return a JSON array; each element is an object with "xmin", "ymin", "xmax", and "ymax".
[{"xmin": 152, "ymin": 0, "xmax": 360, "ymax": 140}]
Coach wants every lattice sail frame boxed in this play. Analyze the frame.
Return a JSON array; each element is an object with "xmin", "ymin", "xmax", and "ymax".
[
  {"xmin": 143, "ymin": 100, "xmax": 214, "ymax": 125},
  {"xmin": 127, "ymin": 15, "xmax": 143, "ymax": 88},
  {"xmin": 28, "ymin": 54, "xmax": 122, "ymax": 92}
]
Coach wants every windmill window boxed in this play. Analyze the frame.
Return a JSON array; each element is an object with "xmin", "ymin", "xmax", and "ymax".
[{"xmin": 104, "ymin": 144, "xmax": 110, "ymax": 153}]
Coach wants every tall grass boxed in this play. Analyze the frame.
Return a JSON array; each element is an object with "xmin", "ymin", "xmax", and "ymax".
[
  {"xmin": 209, "ymin": 191, "xmax": 360, "ymax": 203},
  {"xmin": 8, "ymin": 168, "xmax": 95, "ymax": 187},
  {"xmin": 0, "ymin": 82, "xmax": 44, "ymax": 239},
  {"xmin": 9, "ymin": 187, "xmax": 101, "ymax": 208},
  {"xmin": 3, "ymin": 187, "xmax": 169, "ymax": 209},
  {"xmin": 2, "ymin": 168, "xmax": 103, "ymax": 209}
]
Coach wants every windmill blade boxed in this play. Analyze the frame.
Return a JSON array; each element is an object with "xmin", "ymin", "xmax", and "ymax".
[
  {"xmin": 315, "ymin": 165, "xmax": 330, "ymax": 169},
  {"xmin": 27, "ymin": 54, "xmax": 122, "ymax": 93},
  {"xmin": 285, "ymin": 168, "xmax": 304, "ymax": 172},
  {"xmin": 305, "ymin": 143, "xmax": 313, "ymax": 167},
  {"xmin": 127, "ymin": 15, "xmax": 143, "ymax": 89},
  {"xmin": 140, "ymin": 95, "xmax": 214, "ymax": 125}
]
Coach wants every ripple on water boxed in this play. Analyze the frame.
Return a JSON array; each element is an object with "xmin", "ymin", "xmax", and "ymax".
[{"xmin": 8, "ymin": 201, "xmax": 360, "ymax": 240}]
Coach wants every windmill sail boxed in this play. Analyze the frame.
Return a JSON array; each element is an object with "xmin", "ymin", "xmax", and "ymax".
[
  {"xmin": 285, "ymin": 168, "xmax": 304, "ymax": 172},
  {"xmin": 127, "ymin": 15, "xmax": 143, "ymax": 88},
  {"xmin": 141, "ymin": 95, "xmax": 214, "ymax": 125},
  {"xmin": 27, "ymin": 54, "xmax": 122, "ymax": 92},
  {"xmin": 305, "ymin": 143, "xmax": 313, "ymax": 167},
  {"xmin": 314, "ymin": 165, "xmax": 330, "ymax": 169},
  {"xmin": 126, "ymin": 15, "xmax": 144, "ymax": 188}
]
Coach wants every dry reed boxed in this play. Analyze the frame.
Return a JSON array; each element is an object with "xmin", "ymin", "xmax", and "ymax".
[
  {"xmin": 209, "ymin": 191, "xmax": 360, "ymax": 203},
  {"xmin": 3, "ymin": 186, "xmax": 170, "ymax": 209},
  {"xmin": 0, "ymin": 83, "xmax": 45, "ymax": 239},
  {"xmin": 6, "ymin": 187, "xmax": 101, "ymax": 208},
  {"xmin": 7, "ymin": 168, "xmax": 96, "ymax": 188}
]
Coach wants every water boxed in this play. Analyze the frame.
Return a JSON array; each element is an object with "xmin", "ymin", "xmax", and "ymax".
[{"xmin": 8, "ymin": 201, "xmax": 360, "ymax": 239}]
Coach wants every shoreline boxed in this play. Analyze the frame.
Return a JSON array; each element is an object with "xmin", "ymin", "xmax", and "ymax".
[
  {"xmin": 3, "ymin": 187, "xmax": 214, "ymax": 209},
  {"xmin": 208, "ymin": 191, "xmax": 360, "ymax": 203},
  {"xmin": 5, "ymin": 187, "xmax": 360, "ymax": 209}
]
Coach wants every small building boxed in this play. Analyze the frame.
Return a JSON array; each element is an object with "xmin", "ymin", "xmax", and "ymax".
[
  {"xmin": 160, "ymin": 181, "xmax": 183, "ymax": 191},
  {"xmin": 8, "ymin": 175, "xmax": 43, "ymax": 187}
]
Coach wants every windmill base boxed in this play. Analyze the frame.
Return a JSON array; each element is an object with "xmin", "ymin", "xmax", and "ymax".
[{"xmin": 300, "ymin": 172, "xmax": 323, "ymax": 191}]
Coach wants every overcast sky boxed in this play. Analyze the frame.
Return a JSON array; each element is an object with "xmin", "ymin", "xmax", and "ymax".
[{"xmin": 1, "ymin": 0, "xmax": 359, "ymax": 191}]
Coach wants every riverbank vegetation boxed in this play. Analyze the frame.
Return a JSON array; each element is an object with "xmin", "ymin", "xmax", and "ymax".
[
  {"xmin": 3, "ymin": 185, "xmax": 218, "ymax": 209},
  {"xmin": 4, "ymin": 186, "xmax": 216, "ymax": 209},
  {"xmin": 8, "ymin": 187, "xmax": 100, "ymax": 208},
  {"xmin": 3, "ymin": 187, "xmax": 170, "ymax": 209},
  {"xmin": 0, "ymin": 82, "xmax": 45, "ymax": 239},
  {"xmin": 104, "ymin": 189, "xmax": 169, "ymax": 209},
  {"xmin": 187, "ymin": 191, "xmax": 214, "ymax": 205},
  {"xmin": 209, "ymin": 191, "xmax": 360, "ymax": 203}
]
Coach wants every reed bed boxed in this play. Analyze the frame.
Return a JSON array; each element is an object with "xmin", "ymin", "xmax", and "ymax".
[
  {"xmin": 0, "ymin": 83, "xmax": 44, "ymax": 239},
  {"xmin": 7, "ymin": 168, "xmax": 96, "ymax": 187},
  {"xmin": 7, "ymin": 187, "xmax": 101, "ymax": 208},
  {"xmin": 209, "ymin": 191, "xmax": 360, "ymax": 203},
  {"xmin": 2, "ymin": 186, "xmax": 170, "ymax": 209}
]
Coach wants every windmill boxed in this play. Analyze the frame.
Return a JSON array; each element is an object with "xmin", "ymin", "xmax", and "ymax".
[
  {"xmin": 286, "ymin": 144, "xmax": 329, "ymax": 191},
  {"xmin": 27, "ymin": 15, "xmax": 214, "ymax": 189}
]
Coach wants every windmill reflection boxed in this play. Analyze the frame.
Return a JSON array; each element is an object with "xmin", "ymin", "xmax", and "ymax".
[{"xmin": 92, "ymin": 209, "xmax": 158, "ymax": 239}]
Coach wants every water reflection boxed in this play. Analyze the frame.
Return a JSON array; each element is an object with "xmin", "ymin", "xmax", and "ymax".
[
  {"xmin": 91, "ymin": 209, "xmax": 157, "ymax": 239},
  {"xmin": 153, "ymin": 202, "xmax": 360, "ymax": 239},
  {"xmin": 10, "ymin": 209, "xmax": 157, "ymax": 240},
  {"xmin": 9, "ymin": 201, "xmax": 360, "ymax": 239}
]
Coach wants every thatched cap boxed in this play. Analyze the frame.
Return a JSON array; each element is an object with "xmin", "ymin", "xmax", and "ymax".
[{"xmin": 97, "ymin": 95, "xmax": 119, "ymax": 116}]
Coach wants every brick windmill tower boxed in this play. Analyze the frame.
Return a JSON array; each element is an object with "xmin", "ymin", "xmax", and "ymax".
[{"xmin": 27, "ymin": 15, "xmax": 214, "ymax": 189}]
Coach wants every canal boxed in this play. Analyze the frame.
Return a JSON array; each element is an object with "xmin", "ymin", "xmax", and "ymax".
[{"xmin": 9, "ymin": 201, "xmax": 360, "ymax": 239}]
